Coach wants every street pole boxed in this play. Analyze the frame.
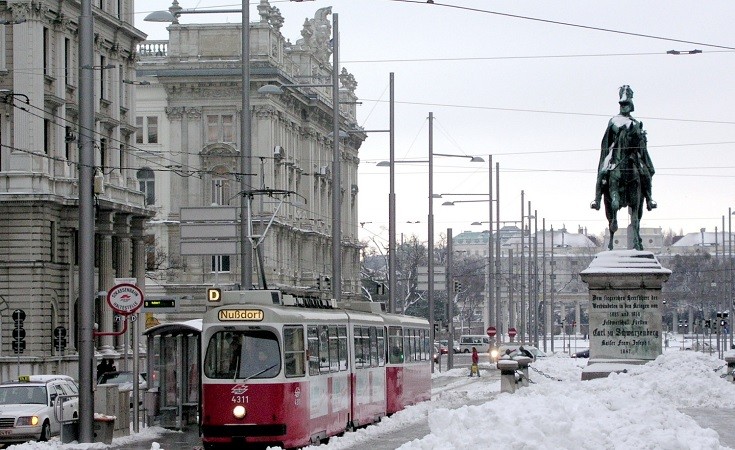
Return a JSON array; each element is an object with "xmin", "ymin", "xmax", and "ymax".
[
  {"xmin": 495, "ymin": 162, "xmax": 502, "ymax": 341},
  {"xmin": 550, "ymin": 226, "xmax": 555, "ymax": 353},
  {"xmin": 78, "ymin": 0, "xmax": 95, "ymax": 441},
  {"xmin": 388, "ymin": 73, "xmax": 396, "ymax": 313},
  {"xmin": 447, "ymin": 228, "xmax": 454, "ymax": 370},
  {"xmin": 488, "ymin": 155, "xmax": 494, "ymax": 334},
  {"xmin": 542, "ymin": 218, "xmax": 547, "ymax": 352},
  {"xmin": 520, "ymin": 191, "xmax": 525, "ymax": 343},
  {"xmin": 331, "ymin": 14, "xmax": 342, "ymax": 301},
  {"xmin": 428, "ymin": 112, "xmax": 435, "ymax": 372},
  {"xmin": 508, "ymin": 248, "xmax": 514, "ymax": 342},
  {"xmin": 730, "ymin": 207, "xmax": 733, "ymax": 350},
  {"xmin": 240, "ymin": 0, "xmax": 252, "ymax": 290},
  {"xmin": 534, "ymin": 210, "xmax": 538, "ymax": 347}
]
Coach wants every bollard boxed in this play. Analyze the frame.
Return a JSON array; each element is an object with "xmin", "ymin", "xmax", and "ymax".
[
  {"xmin": 497, "ymin": 358, "xmax": 519, "ymax": 394},
  {"xmin": 725, "ymin": 355, "xmax": 735, "ymax": 383},
  {"xmin": 513, "ymin": 355, "xmax": 532, "ymax": 387}
]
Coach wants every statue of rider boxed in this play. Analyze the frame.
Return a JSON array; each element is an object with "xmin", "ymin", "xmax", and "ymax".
[{"xmin": 591, "ymin": 85, "xmax": 656, "ymax": 211}]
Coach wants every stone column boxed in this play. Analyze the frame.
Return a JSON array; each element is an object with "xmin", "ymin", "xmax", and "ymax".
[
  {"xmin": 114, "ymin": 214, "xmax": 132, "ymax": 351},
  {"xmin": 575, "ymin": 300, "xmax": 582, "ymax": 335},
  {"xmin": 97, "ymin": 211, "xmax": 116, "ymax": 353},
  {"xmin": 131, "ymin": 217, "xmax": 147, "ymax": 352}
]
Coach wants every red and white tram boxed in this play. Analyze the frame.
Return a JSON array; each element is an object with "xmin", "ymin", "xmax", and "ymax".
[{"xmin": 200, "ymin": 289, "xmax": 431, "ymax": 449}]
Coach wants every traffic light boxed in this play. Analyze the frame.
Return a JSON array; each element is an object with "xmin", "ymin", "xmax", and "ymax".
[
  {"xmin": 12, "ymin": 309, "xmax": 25, "ymax": 354},
  {"xmin": 324, "ymin": 276, "xmax": 331, "ymax": 291},
  {"xmin": 453, "ymin": 280, "xmax": 461, "ymax": 292},
  {"xmin": 705, "ymin": 319, "xmax": 711, "ymax": 328},
  {"xmin": 53, "ymin": 326, "xmax": 67, "ymax": 352}
]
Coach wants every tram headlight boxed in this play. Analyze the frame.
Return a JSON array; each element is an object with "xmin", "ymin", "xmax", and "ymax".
[
  {"xmin": 233, "ymin": 405, "xmax": 247, "ymax": 419},
  {"xmin": 490, "ymin": 348, "xmax": 499, "ymax": 360}
]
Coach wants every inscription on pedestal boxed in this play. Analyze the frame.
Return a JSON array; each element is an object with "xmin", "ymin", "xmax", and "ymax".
[{"xmin": 589, "ymin": 290, "xmax": 662, "ymax": 360}]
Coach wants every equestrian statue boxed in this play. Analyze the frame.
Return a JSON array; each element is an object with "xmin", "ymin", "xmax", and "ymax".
[{"xmin": 591, "ymin": 85, "xmax": 656, "ymax": 251}]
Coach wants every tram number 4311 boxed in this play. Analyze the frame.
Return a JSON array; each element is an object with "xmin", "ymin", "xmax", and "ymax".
[{"xmin": 232, "ymin": 394, "xmax": 249, "ymax": 404}]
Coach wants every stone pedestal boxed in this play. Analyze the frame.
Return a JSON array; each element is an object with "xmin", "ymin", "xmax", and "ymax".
[{"xmin": 580, "ymin": 250, "xmax": 670, "ymax": 380}]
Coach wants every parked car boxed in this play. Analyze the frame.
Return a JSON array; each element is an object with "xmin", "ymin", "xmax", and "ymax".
[
  {"xmin": 97, "ymin": 370, "xmax": 147, "ymax": 391},
  {"xmin": 572, "ymin": 348, "xmax": 590, "ymax": 358},
  {"xmin": 495, "ymin": 344, "xmax": 547, "ymax": 362},
  {"xmin": 0, "ymin": 375, "xmax": 79, "ymax": 444},
  {"xmin": 97, "ymin": 371, "xmax": 147, "ymax": 408}
]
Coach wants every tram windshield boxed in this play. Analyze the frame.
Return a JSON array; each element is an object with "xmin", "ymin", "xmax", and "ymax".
[{"xmin": 204, "ymin": 330, "xmax": 281, "ymax": 380}]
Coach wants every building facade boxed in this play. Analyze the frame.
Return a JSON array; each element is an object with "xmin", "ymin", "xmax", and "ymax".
[
  {"xmin": 136, "ymin": 2, "xmax": 365, "ymax": 318},
  {"xmin": 0, "ymin": 0, "xmax": 151, "ymax": 378}
]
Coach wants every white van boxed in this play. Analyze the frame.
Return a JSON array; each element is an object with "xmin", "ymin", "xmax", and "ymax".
[{"xmin": 459, "ymin": 335, "xmax": 491, "ymax": 353}]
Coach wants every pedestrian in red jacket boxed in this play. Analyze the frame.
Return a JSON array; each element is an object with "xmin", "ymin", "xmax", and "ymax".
[{"xmin": 470, "ymin": 347, "xmax": 480, "ymax": 377}]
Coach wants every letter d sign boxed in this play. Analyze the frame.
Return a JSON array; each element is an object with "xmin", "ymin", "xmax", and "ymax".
[{"xmin": 207, "ymin": 288, "xmax": 222, "ymax": 302}]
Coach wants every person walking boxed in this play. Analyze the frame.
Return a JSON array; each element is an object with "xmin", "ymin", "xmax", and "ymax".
[{"xmin": 470, "ymin": 347, "xmax": 480, "ymax": 377}]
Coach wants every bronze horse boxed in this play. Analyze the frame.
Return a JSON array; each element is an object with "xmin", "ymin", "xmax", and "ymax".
[{"xmin": 602, "ymin": 122, "xmax": 647, "ymax": 251}]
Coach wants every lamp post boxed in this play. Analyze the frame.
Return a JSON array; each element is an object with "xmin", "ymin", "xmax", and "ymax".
[
  {"xmin": 428, "ymin": 113, "xmax": 483, "ymax": 371},
  {"xmin": 442, "ymin": 194, "xmax": 496, "ymax": 334},
  {"xmin": 351, "ymin": 74, "xmax": 395, "ymax": 311},
  {"xmin": 145, "ymin": 1, "xmax": 253, "ymax": 289},
  {"xmin": 377, "ymin": 114, "xmax": 482, "ymax": 361},
  {"xmin": 78, "ymin": 0, "xmax": 95, "ymax": 441}
]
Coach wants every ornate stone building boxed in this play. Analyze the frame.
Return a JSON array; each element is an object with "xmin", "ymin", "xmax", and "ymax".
[
  {"xmin": 136, "ymin": 2, "xmax": 365, "ymax": 317},
  {"xmin": 0, "ymin": 0, "xmax": 150, "ymax": 378}
]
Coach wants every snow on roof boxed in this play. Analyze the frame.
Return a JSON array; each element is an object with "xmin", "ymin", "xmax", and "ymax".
[{"xmin": 671, "ymin": 231, "xmax": 734, "ymax": 247}]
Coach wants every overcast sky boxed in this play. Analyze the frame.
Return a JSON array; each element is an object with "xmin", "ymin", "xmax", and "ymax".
[{"xmin": 135, "ymin": 1, "xmax": 735, "ymax": 250}]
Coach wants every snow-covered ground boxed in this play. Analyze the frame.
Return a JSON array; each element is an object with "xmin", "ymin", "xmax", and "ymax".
[{"xmin": 5, "ymin": 340, "xmax": 735, "ymax": 450}]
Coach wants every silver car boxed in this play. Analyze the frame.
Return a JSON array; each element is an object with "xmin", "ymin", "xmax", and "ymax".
[{"xmin": 0, "ymin": 375, "xmax": 79, "ymax": 444}]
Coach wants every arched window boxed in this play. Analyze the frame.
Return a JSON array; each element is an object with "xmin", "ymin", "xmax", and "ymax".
[{"xmin": 137, "ymin": 168, "xmax": 155, "ymax": 205}]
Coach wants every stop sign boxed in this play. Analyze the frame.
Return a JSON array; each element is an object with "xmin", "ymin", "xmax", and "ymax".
[
  {"xmin": 508, "ymin": 327, "xmax": 517, "ymax": 338},
  {"xmin": 486, "ymin": 326, "xmax": 497, "ymax": 337}
]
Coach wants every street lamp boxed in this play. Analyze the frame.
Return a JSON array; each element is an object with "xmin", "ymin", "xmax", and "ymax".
[
  {"xmin": 146, "ymin": 1, "xmax": 253, "ymax": 289},
  {"xmin": 427, "ymin": 113, "xmax": 484, "ymax": 372}
]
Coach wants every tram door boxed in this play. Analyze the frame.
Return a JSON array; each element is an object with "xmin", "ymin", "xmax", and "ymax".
[{"xmin": 148, "ymin": 332, "xmax": 200, "ymax": 429}]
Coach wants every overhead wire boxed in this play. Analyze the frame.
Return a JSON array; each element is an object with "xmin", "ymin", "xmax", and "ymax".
[{"xmin": 387, "ymin": 0, "xmax": 735, "ymax": 51}]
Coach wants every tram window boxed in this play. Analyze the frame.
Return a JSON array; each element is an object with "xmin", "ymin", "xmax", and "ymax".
[
  {"xmin": 284, "ymin": 326, "xmax": 305, "ymax": 378},
  {"xmin": 377, "ymin": 328, "xmax": 385, "ymax": 366},
  {"xmin": 203, "ymin": 331, "xmax": 281, "ymax": 380},
  {"xmin": 328, "ymin": 326, "xmax": 339, "ymax": 372},
  {"xmin": 338, "ymin": 326, "xmax": 348, "ymax": 371},
  {"xmin": 307, "ymin": 326, "xmax": 319, "ymax": 376},
  {"xmin": 388, "ymin": 326, "xmax": 403, "ymax": 364},
  {"xmin": 319, "ymin": 325, "xmax": 330, "ymax": 374},
  {"xmin": 369, "ymin": 327, "xmax": 379, "ymax": 368},
  {"xmin": 420, "ymin": 329, "xmax": 427, "ymax": 361},
  {"xmin": 353, "ymin": 327, "xmax": 365, "ymax": 368}
]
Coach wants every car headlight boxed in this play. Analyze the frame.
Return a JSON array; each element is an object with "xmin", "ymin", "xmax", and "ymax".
[
  {"xmin": 490, "ymin": 349, "xmax": 499, "ymax": 359},
  {"xmin": 233, "ymin": 405, "xmax": 246, "ymax": 419},
  {"xmin": 16, "ymin": 416, "xmax": 40, "ymax": 427}
]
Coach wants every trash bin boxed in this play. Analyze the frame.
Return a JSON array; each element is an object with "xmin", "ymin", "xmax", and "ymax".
[
  {"xmin": 61, "ymin": 421, "xmax": 79, "ymax": 444},
  {"xmin": 93, "ymin": 414, "xmax": 115, "ymax": 444}
]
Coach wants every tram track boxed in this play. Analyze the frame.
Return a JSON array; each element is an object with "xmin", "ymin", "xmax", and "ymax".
[{"xmin": 313, "ymin": 369, "xmax": 501, "ymax": 450}]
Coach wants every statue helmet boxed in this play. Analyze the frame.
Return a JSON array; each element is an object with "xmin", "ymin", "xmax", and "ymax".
[{"xmin": 618, "ymin": 85, "xmax": 634, "ymax": 105}]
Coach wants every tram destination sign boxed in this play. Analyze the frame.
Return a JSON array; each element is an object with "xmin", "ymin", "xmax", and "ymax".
[{"xmin": 218, "ymin": 309, "xmax": 264, "ymax": 321}]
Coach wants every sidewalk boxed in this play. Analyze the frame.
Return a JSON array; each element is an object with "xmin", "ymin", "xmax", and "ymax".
[{"xmin": 681, "ymin": 408, "xmax": 735, "ymax": 449}]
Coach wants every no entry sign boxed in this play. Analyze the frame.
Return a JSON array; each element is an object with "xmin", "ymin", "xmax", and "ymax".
[{"xmin": 486, "ymin": 326, "xmax": 497, "ymax": 337}]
